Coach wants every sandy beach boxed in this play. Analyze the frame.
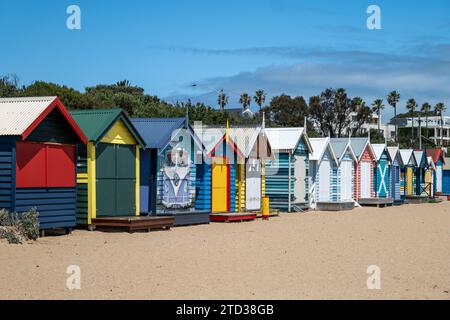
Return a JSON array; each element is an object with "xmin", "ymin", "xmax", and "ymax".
[{"xmin": 1, "ymin": 202, "xmax": 449, "ymax": 300}]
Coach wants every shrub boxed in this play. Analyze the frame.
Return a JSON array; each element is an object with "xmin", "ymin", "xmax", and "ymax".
[
  {"xmin": 0, "ymin": 208, "xmax": 40, "ymax": 244},
  {"xmin": 0, "ymin": 228, "xmax": 22, "ymax": 244},
  {"xmin": 19, "ymin": 208, "xmax": 39, "ymax": 240}
]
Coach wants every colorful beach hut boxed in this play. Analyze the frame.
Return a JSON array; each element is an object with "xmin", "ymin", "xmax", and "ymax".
[
  {"xmin": 426, "ymin": 149, "xmax": 445, "ymax": 194},
  {"xmin": 348, "ymin": 137, "xmax": 376, "ymax": 201},
  {"xmin": 371, "ymin": 144, "xmax": 392, "ymax": 198},
  {"xmin": 264, "ymin": 128, "xmax": 312, "ymax": 212},
  {"xmin": 413, "ymin": 150, "xmax": 427, "ymax": 196},
  {"xmin": 227, "ymin": 127, "xmax": 273, "ymax": 211},
  {"xmin": 309, "ymin": 138, "xmax": 353, "ymax": 211},
  {"xmin": 0, "ymin": 97, "xmax": 87, "ymax": 232},
  {"xmin": 387, "ymin": 146, "xmax": 403, "ymax": 203},
  {"xmin": 425, "ymin": 156, "xmax": 436, "ymax": 197},
  {"xmin": 330, "ymin": 138, "xmax": 357, "ymax": 202},
  {"xmin": 71, "ymin": 109, "xmax": 146, "ymax": 228},
  {"xmin": 131, "ymin": 117, "xmax": 209, "ymax": 226},
  {"xmin": 399, "ymin": 150, "xmax": 417, "ymax": 197}
]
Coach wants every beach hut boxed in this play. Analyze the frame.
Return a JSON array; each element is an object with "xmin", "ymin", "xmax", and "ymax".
[
  {"xmin": 371, "ymin": 144, "xmax": 392, "ymax": 199},
  {"xmin": 387, "ymin": 146, "xmax": 403, "ymax": 203},
  {"xmin": 309, "ymin": 138, "xmax": 353, "ymax": 211},
  {"xmin": 227, "ymin": 126, "xmax": 273, "ymax": 212},
  {"xmin": 426, "ymin": 149, "xmax": 445, "ymax": 195},
  {"xmin": 399, "ymin": 150, "xmax": 417, "ymax": 198},
  {"xmin": 264, "ymin": 128, "xmax": 312, "ymax": 212},
  {"xmin": 71, "ymin": 109, "xmax": 147, "ymax": 229},
  {"xmin": 413, "ymin": 150, "xmax": 427, "ymax": 196},
  {"xmin": 349, "ymin": 137, "xmax": 376, "ymax": 201},
  {"xmin": 425, "ymin": 156, "xmax": 436, "ymax": 197},
  {"xmin": 330, "ymin": 138, "xmax": 357, "ymax": 202},
  {"xmin": 0, "ymin": 97, "xmax": 87, "ymax": 232},
  {"xmin": 130, "ymin": 117, "xmax": 209, "ymax": 226}
]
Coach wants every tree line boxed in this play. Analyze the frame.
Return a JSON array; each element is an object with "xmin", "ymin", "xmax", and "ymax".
[{"xmin": 0, "ymin": 75, "xmax": 446, "ymax": 146}]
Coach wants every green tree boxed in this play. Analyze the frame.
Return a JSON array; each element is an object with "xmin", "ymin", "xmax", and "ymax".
[
  {"xmin": 264, "ymin": 94, "xmax": 308, "ymax": 127},
  {"xmin": 239, "ymin": 92, "xmax": 251, "ymax": 111},
  {"xmin": 253, "ymin": 90, "xmax": 266, "ymax": 111},
  {"xmin": 406, "ymin": 98, "xmax": 417, "ymax": 143},
  {"xmin": 351, "ymin": 97, "xmax": 373, "ymax": 137},
  {"xmin": 372, "ymin": 99, "xmax": 384, "ymax": 142},
  {"xmin": 217, "ymin": 90, "xmax": 228, "ymax": 112},
  {"xmin": 435, "ymin": 102, "xmax": 446, "ymax": 146},
  {"xmin": 387, "ymin": 91, "xmax": 400, "ymax": 142},
  {"xmin": 421, "ymin": 102, "xmax": 432, "ymax": 138}
]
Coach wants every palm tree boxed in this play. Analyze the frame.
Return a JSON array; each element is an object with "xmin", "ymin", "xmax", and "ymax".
[
  {"xmin": 421, "ymin": 102, "xmax": 432, "ymax": 138},
  {"xmin": 253, "ymin": 90, "xmax": 266, "ymax": 111},
  {"xmin": 435, "ymin": 102, "xmax": 446, "ymax": 146},
  {"xmin": 239, "ymin": 93, "xmax": 251, "ymax": 111},
  {"xmin": 406, "ymin": 98, "xmax": 417, "ymax": 144},
  {"xmin": 372, "ymin": 99, "xmax": 384, "ymax": 142},
  {"xmin": 387, "ymin": 91, "xmax": 400, "ymax": 142},
  {"xmin": 217, "ymin": 90, "xmax": 228, "ymax": 112},
  {"xmin": 116, "ymin": 80, "xmax": 131, "ymax": 87}
]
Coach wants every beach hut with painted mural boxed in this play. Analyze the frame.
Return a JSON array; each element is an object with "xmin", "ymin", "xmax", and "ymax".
[
  {"xmin": 387, "ymin": 146, "xmax": 403, "ymax": 204},
  {"xmin": 0, "ymin": 97, "xmax": 87, "ymax": 232},
  {"xmin": 131, "ymin": 117, "xmax": 210, "ymax": 226},
  {"xmin": 309, "ymin": 138, "xmax": 352, "ymax": 211},
  {"xmin": 426, "ymin": 149, "xmax": 445, "ymax": 195},
  {"xmin": 264, "ymin": 128, "xmax": 312, "ymax": 212},
  {"xmin": 413, "ymin": 150, "xmax": 427, "ymax": 197},
  {"xmin": 71, "ymin": 109, "xmax": 148, "ymax": 229},
  {"xmin": 330, "ymin": 138, "xmax": 357, "ymax": 203},
  {"xmin": 348, "ymin": 137, "xmax": 376, "ymax": 202},
  {"xmin": 227, "ymin": 126, "xmax": 273, "ymax": 212},
  {"xmin": 399, "ymin": 149, "xmax": 417, "ymax": 198}
]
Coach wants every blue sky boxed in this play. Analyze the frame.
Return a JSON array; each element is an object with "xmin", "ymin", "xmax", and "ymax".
[{"xmin": 1, "ymin": 0, "xmax": 449, "ymax": 121}]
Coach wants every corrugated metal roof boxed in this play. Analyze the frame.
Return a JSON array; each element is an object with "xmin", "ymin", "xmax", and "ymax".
[
  {"xmin": 227, "ymin": 127, "xmax": 260, "ymax": 157},
  {"xmin": 131, "ymin": 118, "xmax": 186, "ymax": 149},
  {"xmin": 330, "ymin": 138, "xmax": 349, "ymax": 160},
  {"xmin": 265, "ymin": 127, "xmax": 311, "ymax": 151},
  {"xmin": 71, "ymin": 109, "xmax": 145, "ymax": 146},
  {"xmin": 309, "ymin": 137, "xmax": 337, "ymax": 163},
  {"xmin": 387, "ymin": 146, "xmax": 403, "ymax": 166},
  {"xmin": 400, "ymin": 149, "xmax": 416, "ymax": 166},
  {"xmin": 0, "ymin": 96, "xmax": 56, "ymax": 136},
  {"xmin": 348, "ymin": 137, "xmax": 369, "ymax": 159},
  {"xmin": 371, "ymin": 144, "xmax": 388, "ymax": 161},
  {"xmin": 426, "ymin": 148, "xmax": 445, "ymax": 164},
  {"xmin": 414, "ymin": 150, "xmax": 426, "ymax": 167},
  {"xmin": 193, "ymin": 126, "xmax": 226, "ymax": 155}
]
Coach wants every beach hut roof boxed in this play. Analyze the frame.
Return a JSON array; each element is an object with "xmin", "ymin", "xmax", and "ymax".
[
  {"xmin": 428, "ymin": 156, "xmax": 437, "ymax": 170},
  {"xmin": 330, "ymin": 138, "xmax": 357, "ymax": 163},
  {"xmin": 400, "ymin": 149, "xmax": 417, "ymax": 166},
  {"xmin": 265, "ymin": 127, "xmax": 313, "ymax": 152},
  {"xmin": 71, "ymin": 108, "xmax": 145, "ymax": 147},
  {"xmin": 193, "ymin": 126, "xmax": 244, "ymax": 159},
  {"xmin": 387, "ymin": 146, "xmax": 404, "ymax": 166},
  {"xmin": 0, "ymin": 96, "xmax": 87, "ymax": 143},
  {"xmin": 414, "ymin": 150, "xmax": 426, "ymax": 167},
  {"xmin": 371, "ymin": 144, "xmax": 391, "ymax": 162},
  {"xmin": 227, "ymin": 127, "xmax": 272, "ymax": 159},
  {"xmin": 131, "ymin": 117, "xmax": 203, "ymax": 154},
  {"xmin": 309, "ymin": 137, "xmax": 337, "ymax": 164},
  {"xmin": 426, "ymin": 148, "xmax": 445, "ymax": 165},
  {"xmin": 348, "ymin": 137, "xmax": 374, "ymax": 161}
]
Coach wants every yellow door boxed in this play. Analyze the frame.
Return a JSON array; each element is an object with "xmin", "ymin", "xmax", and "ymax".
[
  {"xmin": 407, "ymin": 167, "xmax": 413, "ymax": 196},
  {"xmin": 212, "ymin": 157, "xmax": 228, "ymax": 212},
  {"xmin": 425, "ymin": 170, "xmax": 432, "ymax": 195}
]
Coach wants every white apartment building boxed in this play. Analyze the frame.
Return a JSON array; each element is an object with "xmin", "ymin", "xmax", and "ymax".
[{"xmin": 394, "ymin": 116, "xmax": 450, "ymax": 146}]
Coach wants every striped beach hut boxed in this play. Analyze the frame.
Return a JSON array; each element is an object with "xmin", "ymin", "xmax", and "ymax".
[
  {"xmin": 399, "ymin": 150, "xmax": 417, "ymax": 197},
  {"xmin": 387, "ymin": 146, "xmax": 403, "ymax": 203},
  {"xmin": 349, "ymin": 137, "xmax": 376, "ymax": 200},
  {"xmin": 0, "ymin": 97, "xmax": 87, "ymax": 232},
  {"xmin": 131, "ymin": 117, "xmax": 209, "ymax": 226},
  {"xmin": 330, "ymin": 138, "xmax": 357, "ymax": 202},
  {"xmin": 372, "ymin": 144, "xmax": 391, "ymax": 198},
  {"xmin": 413, "ymin": 150, "xmax": 427, "ymax": 196},
  {"xmin": 309, "ymin": 138, "xmax": 352, "ymax": 210},
  {"xmin": 265, "ymin": 128, "xmax": 312, "ymax": 212},
  {"xmin": 426, "ymin": 149, "xmax": 445, "ymax": 194},
  {"xmin": 71, "ymin": 109, "xmax": 146, "ymax": 227}
]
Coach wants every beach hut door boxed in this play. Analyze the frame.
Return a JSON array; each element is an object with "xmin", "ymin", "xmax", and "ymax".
[
  {"xmin": 245, "ymin": 159, "xmax": 261, "ymax": 210},
  {"xmin": 436, "ymin": 166, "xmax": 443, "ymax": 192},
  {"xmin": 318, "ymin": 160, "xmax": 331, "ymax": 201},
  {"xmin": 212, "ymin": 157, "xmax": 229, "ymax": 212},
  {"xmin": 341, "ymin": 160, "xmax": 353, "ymax": 201},
  {"xmin": 361, "ymin": 161, "xmax": 371, "ymax": 198},
  {"xmin": 294, "ymin": 155, "xmax": 307, "ymax": 203}
]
